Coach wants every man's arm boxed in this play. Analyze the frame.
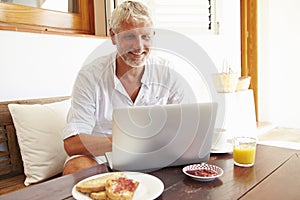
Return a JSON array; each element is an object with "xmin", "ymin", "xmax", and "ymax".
[{"xmin": 63, "ymin": 134, "xmax": 112, "ymax": 157}]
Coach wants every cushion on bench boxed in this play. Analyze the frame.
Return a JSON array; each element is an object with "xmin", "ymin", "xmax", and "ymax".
[{"xmin": 8, "ymin": 99, "xmax": 70, "ymax": 186}]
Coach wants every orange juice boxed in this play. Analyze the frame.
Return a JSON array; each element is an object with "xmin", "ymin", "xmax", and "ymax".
[
  {"xmin": 233, "ymin": 145, "xmax": 256, "ymax": 165},
  {"xmin": 232, "ymin": 136, "xmax": 257, "ymax": 167}
]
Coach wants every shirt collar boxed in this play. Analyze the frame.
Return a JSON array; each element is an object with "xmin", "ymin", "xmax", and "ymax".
[{"xmin": 141, "ymin": 59, "xmax": 150, "ymax": 88}]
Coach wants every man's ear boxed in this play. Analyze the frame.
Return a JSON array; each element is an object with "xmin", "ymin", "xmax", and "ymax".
[{"xmin": 109, "ymin": 28, "xmax": 116, "ymax": 45}]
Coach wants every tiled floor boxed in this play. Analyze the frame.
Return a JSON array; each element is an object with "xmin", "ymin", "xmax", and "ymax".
[{"xmin": 257, "ymin": 127, "xmax": 300, "ymax": 150}]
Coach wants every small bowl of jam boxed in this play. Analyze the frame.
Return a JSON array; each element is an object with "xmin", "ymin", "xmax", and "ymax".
[{"xmin": 182, "ymin": 163, "xmax": 223, "ymax": 182}]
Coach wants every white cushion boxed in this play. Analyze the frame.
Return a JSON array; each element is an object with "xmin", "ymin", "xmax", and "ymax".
[{"xmin": 8, "ymin": 99, "xmax": 70, "ymax": 186}]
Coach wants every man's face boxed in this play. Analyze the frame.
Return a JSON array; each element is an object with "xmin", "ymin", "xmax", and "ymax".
[{"xmin": 111, "ymin": 20, "xmax": 154, "ymax": 67}]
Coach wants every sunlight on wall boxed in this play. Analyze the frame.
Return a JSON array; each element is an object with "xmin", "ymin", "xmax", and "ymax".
[
  {"xmin": 0, "ymin": 30, "xmax": 105, "ymax": 101},
  {"xmin": 259, "ymin": 0, "xmax": 300, "ymax": 128}
]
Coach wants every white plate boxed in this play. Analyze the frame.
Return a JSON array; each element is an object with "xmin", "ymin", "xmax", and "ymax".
[
  {"xmin": 210, "ymin": 143, "xmax": 233, "ymax": 154},
  {"xmin": 182, "ymin": 163, "xmax": 223, "ymax": 182},
  {"xmin": 72, "ymin": 172, "xmax": 164, "ymax": 200}
]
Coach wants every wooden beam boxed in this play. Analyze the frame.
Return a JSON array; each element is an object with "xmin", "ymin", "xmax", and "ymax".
[{"xmin": 241, "ymin": 0, "xmax": 258, "ymax": 121}]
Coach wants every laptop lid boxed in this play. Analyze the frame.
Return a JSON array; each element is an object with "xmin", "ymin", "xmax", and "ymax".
[{"xmin": 106, "ymin": 102, "xmax": 218, "ymax": 171}]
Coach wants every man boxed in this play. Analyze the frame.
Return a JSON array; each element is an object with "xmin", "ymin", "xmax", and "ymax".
[{"xmin": 62, "ymin": 0, "xmax": 185, "ymax": 175}]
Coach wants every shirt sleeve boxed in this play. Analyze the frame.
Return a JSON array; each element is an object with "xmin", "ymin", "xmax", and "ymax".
[{"xmin": 62, "ymin": 67, "xmax": 97, "ymax": 139}]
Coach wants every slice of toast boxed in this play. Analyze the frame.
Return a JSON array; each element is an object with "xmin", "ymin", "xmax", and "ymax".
[
  {"xmin": 105, "ymin": 177, "xmax": 139, "ymax": 200},
  {"xmin": 76, "ymin": 173, "xmax": 125, "ymax": 193},
  {"xmin": 90, "ymin": 191, "xmax": 107, "ymax": 200}
]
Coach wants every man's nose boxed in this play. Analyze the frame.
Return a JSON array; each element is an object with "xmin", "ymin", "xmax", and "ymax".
[{"xmin": 133, "ymin": 36, "xmax": 144, "ymax": 49}]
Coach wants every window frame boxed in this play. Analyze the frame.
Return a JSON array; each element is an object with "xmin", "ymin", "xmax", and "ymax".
[{"xmin": 0, "ymin": 0, "xmax": 96, "ymax": 35}]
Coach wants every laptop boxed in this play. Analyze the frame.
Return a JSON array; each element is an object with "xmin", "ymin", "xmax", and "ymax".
[{"xmin": 105, "ymin": 102, "xmax": 218, "ymax": 171}]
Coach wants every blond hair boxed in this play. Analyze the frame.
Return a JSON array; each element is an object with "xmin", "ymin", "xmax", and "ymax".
[{"xmin": 109, "ymin": 1, "xmax": 153, "ymax": 33}]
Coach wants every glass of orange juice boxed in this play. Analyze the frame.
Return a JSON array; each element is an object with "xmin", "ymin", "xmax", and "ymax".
[{"xmin": 232, "ymin": 136, "xmax": 257, "ymax": 167}]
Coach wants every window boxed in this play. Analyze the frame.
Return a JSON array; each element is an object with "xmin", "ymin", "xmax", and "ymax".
[
  {"xmin": 0, "ymin": 0, "xmax": 96, "ymax": 35},
  {"xmin": 116, "ymin": 0, "xmax": 217, "ymax": 36},
  {"xmin": 0, "ymin": 0, "xmax": 217, "ymax": 37}
]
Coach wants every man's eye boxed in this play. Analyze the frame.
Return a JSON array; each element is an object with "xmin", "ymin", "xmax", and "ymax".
[{"xmin": 142, "ymin": 34, "xmax": 151, "ymax": 40}]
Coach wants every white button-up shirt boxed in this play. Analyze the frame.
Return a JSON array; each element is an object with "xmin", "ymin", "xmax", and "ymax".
[{"xmin": 63, "ymin": 52, "xmax": 186, "ymax": 139}]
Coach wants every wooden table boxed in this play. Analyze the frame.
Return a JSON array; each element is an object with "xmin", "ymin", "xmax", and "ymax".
[{"xmin": 0, "ymin": 144, "xmax": 299, "ymax": 200}]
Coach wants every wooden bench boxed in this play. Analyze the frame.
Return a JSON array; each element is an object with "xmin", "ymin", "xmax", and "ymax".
[{"xmin": 0, "ymin": 96, "xmax": 69, "ymax": 195}]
